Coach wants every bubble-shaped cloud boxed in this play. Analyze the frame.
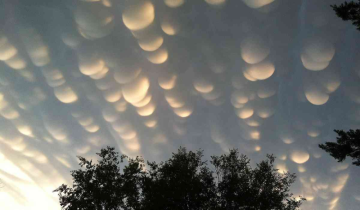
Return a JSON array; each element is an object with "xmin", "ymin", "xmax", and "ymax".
[
  {"xmin": 304, "ymin": 86, "xmax": 329, "ymax": 106},
  {"xmin": 164, "ymin": 0, "xmax": 185, "ymax": 8},
  {"xmin": 301, "ymin": 38, "xmax": 335, "ymax": 71},
  {"xmin": 122, "ymin": 1, "xmax": 155, "ymax": 31},
  {"xmin": 241, "ymin": 35, "xmax": 270, "ymax": 64},
  {"xmin": 54, "ymin": 85, "xmax": 78, "ymax": 104},
  {"xmin": 205, "ymin": 0, "xmax": 226, "ymax": 5},
  {"xmin": 146, "ymin": 48, "xmax": 168, "ymax": 64},
  {"xmin": 122, "ymin": 74, "xmax": 150, "ymax": 104},
  {"xmin": 290, "ymin": 150, "xmax": 310, "ymax": 164},
  {"xmin": 245, "ymin": 60, "xmax": 275, "ymax": 80},
  {"xmin": 242, "ymin": 0, "xmax": 275, "ymax": 9}
]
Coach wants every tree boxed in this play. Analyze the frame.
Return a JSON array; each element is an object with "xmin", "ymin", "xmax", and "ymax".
[
  {"xmin": 331, "ymin": 1, "xmax": 360, "ymax": 31},
  {"xmin": 211, "ymin": 151, "xmax": 304, "ymax": 210},
  {"xmin": 319, "ymin": 129, "xmax": 360, "ymax": 166},
  {"xmin": 55, "ymin": 147, "xmax": 304, "ymax": 210},
  {"xmin": 141, "ymin": 148, "xmax": 218, "ymax": 210},
  {"xmin": 54, "ymin": 147, "xmax": 146, "ymax": 210}
]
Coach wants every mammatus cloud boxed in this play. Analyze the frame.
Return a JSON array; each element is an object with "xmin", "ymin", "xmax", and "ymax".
[{"xmin": 0, "ymin": 0, "xmax": 359, "ymax": 209}]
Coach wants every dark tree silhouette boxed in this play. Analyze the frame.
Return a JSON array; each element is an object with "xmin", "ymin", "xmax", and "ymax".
[
  {"xmin": 141, "ymin": 148, "xmax": 218, "ymax": 210},
  {"xmin": 331, "ymin": 1, "xmax": 360, "ymax": 31},
  {"xmin": 319, "ymin": 129, "xmax": 360, "ymax": 166},
  {"xmin": 55, "ymin": 147, "xmax": 304, "ymax": 210},
  {"xmin": 54, "ymin": 147, "xmax": 146, "ymax": 210},
  {"xmin": 211, "ymin": 151, "xmax": 304, "ymax": 210}
]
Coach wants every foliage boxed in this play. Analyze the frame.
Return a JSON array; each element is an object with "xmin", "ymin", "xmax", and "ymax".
[
  {"xmin": 55, "ymin": 147, "xmax": 304, "ymax": 210},
  {"xmin": 319, "ymin": 129, "xmax": 360, "ymax": 166},
  {"xmin": 141, "ymin": 148, "xmax": 218, "ymax": 210},
  {"xmin": 54, "ymin": 147, "xmax": 145, "ymax": 210},
  {"xmin": 331, "ymin": 0, "xmax": 360, "ymax": 30},
  {"xmin": 211, "ymin": 150, "xmax": 303, "ymax": 210}
]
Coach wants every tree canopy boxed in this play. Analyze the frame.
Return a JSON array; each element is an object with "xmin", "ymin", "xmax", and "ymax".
[
  {"xmin": 55, "ymin": 147, "xmax": 304, "ymax": 210},
  {"xmin": 319, "ymin": 129, "xmax": 360, "ymax": 166},
  {"xmin": 331, "ymin": 0, "xmax": 360, "ymax": 31}
]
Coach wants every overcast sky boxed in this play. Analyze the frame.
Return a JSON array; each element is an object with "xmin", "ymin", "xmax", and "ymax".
[{"xmin": 0, "ymin": 0, "xmax": 360, "ymax": 209}]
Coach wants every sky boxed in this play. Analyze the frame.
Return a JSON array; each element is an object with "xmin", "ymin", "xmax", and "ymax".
[{"xmin": 0, "ymin": 0, "xmax": 360, "ymax": 209}]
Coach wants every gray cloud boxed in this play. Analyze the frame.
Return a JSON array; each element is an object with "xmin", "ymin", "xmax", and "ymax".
[{"xmin": 0, "ymin": 0, "xmax": 359, "ymax": 209}]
